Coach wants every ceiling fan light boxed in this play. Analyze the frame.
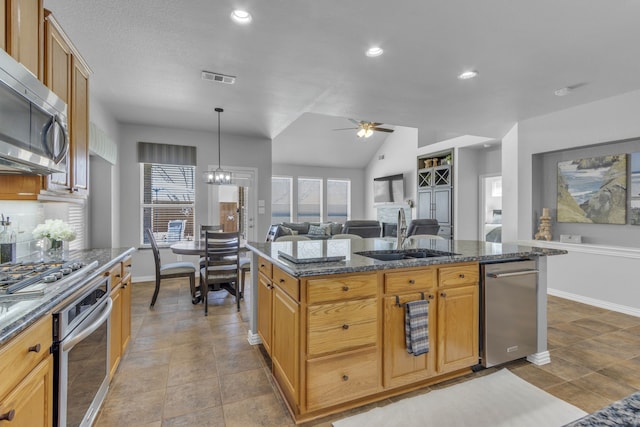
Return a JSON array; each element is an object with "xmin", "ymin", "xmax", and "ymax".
[
  {"xmin": 357, "ymin": 128, "xmax": 366, "ymax": 138},
  {"xmin": 364, "ymin": 128, "xmax": 374, "ymax": 138},
  {"xmin": 366, "ymin": 47, "xmax": 384, "ymax": 57},
  {"xmin": 231, "ymin": 9, "xmax": 252, "ymax": 24}
]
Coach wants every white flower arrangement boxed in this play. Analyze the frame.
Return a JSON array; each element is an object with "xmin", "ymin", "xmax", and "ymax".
[{"xmin": 33, "ymin": 219, "xmax": 77, "ymax": 242}]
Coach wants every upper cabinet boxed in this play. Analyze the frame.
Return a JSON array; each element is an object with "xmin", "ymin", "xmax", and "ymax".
[
  {"xmin": 43, "ymin": 11, "xmax": 90, "ymax": 194},
  {"xmin": 6, "ymin": 0, "xmax": 43, "ymax": 79},
  {"xmin": 0, "ymin": 6, "xmax": 91, "ymax": 199}
]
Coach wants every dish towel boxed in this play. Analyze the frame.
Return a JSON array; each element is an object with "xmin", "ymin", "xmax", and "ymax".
[{"xmin": 405, "ymin": 299, "xmax": 429, "ymax": 356}]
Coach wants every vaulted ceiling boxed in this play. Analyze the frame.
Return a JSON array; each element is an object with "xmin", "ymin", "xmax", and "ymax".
[{"xmin": 44, "ymin": 0, "xmax": 640, "ymax": 167}]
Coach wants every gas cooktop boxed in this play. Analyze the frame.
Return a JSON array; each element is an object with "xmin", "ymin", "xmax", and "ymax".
[{"xmin": 0, "ymin": 260, "xmax": 87, "ymax": 294}]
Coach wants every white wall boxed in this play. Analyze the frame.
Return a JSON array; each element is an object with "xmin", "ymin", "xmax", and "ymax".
[
  {"xmin": 118, "ymin": 123, "xmax": 272, "ymax": 279},
  {"xmin": 365, "ymin": 127, "xmax": 419, "ymax": 220},
  {"xmin": 271, "ymin": 164, "xmax": 366, "ymax": 221}
]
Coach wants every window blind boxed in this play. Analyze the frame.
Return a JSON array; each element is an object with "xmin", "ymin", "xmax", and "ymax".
[{"xmin": 137, "ymin": 141, "xmax": 197, "ymax": 166}]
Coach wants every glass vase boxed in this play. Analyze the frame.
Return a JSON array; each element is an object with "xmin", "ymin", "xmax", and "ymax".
[{"xmin": 42, "ymin": 238, "xmax": 67, "ymax": 262}]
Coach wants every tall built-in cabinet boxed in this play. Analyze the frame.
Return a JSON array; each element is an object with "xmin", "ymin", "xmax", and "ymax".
[
  {"xmin": 256, "ymin": 257, "xmax": 479, "ymax": 423},
  {"xmin": 417, "ymin": 153, "xmax": 453, "ymax": 239},
  {"xmin": 0, "ymin": 3, "xmax": 91, "ymax": 199}
]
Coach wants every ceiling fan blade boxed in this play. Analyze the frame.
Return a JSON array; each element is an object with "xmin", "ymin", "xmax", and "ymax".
[
  {"xmin": 370, "ymin": 122, "xmax": 384, "ymax": 126},
  {"xmin": 372, "ymin": 127, "xmax": 394, "ymax": 133},
  {"xmin": 332, "ymin": 127, "xmax": 358, "ymax": 131},
  {"xmin": 348, "ymin": 118, "xmax": 361, "ymax": 125}
]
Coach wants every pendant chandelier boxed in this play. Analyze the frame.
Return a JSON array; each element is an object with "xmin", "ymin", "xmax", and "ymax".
[{"xmin": 203, "ymin": 107, "xmax": 232, "ymax": 185}]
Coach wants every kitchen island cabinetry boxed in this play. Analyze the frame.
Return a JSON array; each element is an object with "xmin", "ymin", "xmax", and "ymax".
[
  {"xmin": 256, "ymin": 257, "xmax": 273, "ymax": 355},
  {"xmin": 0, "ymin": 316, "xmax": 53, "ymax": 427},
  {"xmin": 258, "ymin": 261, "xmax": 478, "ymax": 422}
]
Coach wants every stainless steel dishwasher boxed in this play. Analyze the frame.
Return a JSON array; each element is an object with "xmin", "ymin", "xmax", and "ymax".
[{"xmin": 481, "ymin": 259, "xmax": 538, "ymax": 367}]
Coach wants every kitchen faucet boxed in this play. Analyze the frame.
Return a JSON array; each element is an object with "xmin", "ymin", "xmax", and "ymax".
[{"xmin": 396, "ymin": 208, "xmax": 407, "ymax": 249}]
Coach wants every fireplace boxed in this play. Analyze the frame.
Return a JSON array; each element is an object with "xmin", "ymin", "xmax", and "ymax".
[{"xmin": 382, "ymin": 222, "xmax": 397, "ymax": 237}]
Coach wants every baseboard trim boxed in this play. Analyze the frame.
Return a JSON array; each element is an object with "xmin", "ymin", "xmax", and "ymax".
[
  {"xmin": 527, "ymin": 351, "xmax": 550, "ymax": 366},
  {"xmin": 548, "ymin": 288, "xmax": 640, "ymax": 318},
  {"xmin": 132, "ymin": 275, "xmax": 155, "ymax": 283},
  {"xmin": 247, "ymin": 330, "xmax": 262, "ymax": 345}
]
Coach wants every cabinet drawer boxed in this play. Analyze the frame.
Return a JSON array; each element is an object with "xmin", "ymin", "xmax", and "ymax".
[
  {"xmin": 307, "ymin": 298, "xmax": 377, "ymax": 355},
  {"xmin": 273, "ymin": 267, "xmax": 299, "ymax": 301},
  {"xmin": 0, "ymin": 316, "xmax": 52, "ymax": 400},
  {"xmin": 123, "ymin": 255, "xmax": 133, "ymax": 277},
  {"xmin": 439, "ymin": 263, "xmax": 479, "ymax": 287},
  {"xmin": 306, "ymin": 346, "xmax": 378, "ymax": 411},
  {"xmin": 384, "ymin": 268, "xmax": 436, "ymax": 294},
  {"xmin": 307, "ymin": 273, "xmax": 377, "ymax": 304},
  {"xmin": 257, "ymin": 256, "xmax": 272, "ymax": 277},
  {"xmin": 105, "ymin": 262, "xmax": 123, "ymax": 286}
]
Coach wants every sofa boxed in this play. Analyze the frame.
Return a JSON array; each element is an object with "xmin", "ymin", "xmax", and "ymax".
[
  {"xmin": 341, "ymin": 220, "xmax": 382, "ymax": 238},
  {"xmin": 268, "ymin": 221, "xmax": 344, "ymax": 241}
]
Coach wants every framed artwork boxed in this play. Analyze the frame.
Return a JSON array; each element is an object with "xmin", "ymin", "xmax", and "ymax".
[
  {"xmin": 631, "ymin": 152, "xmax": 640, "ymax": 225},
  {"xmin": 557, "ymin": 154, "xmax": 626, "ymax": 224}
]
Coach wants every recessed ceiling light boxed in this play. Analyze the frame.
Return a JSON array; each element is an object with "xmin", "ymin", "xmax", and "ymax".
[
  {"xmin": 231, "ymin": 9, "xmax": 252, "ymax": 24},
  {"xmin": 366, "ymin": 47, "xmax": 384, "ymax": 57},
  {"xmin": 458, "ymin": 70, "xmax": 478, "ymax": 80},
  {"xmin": 554, "ymin": 87, "xmax": 572, "ymax": 97}
]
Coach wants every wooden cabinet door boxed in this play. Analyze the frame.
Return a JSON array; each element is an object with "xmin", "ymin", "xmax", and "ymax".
[
  {"xmin": 121, "ymin": 273, "xmax": 132, "ymax": 353},
  {"xmin": 1, "ymin": 0, "xmax": 6, "ymax": 51},
  {"xmin": 70, "ymin": 57, "xmax": 89, "ymax": 193},
  {"xmin": 0, "ymin": 355, "xmax": 53, "ymax": 427},
  {"xmin": 436, "ymin": 284, "xmax": 479, "ymax": 373},
  {"xmin": 7, "ymin": 0, "xmax": 43, "ymax": 79},
  {"xmin": 257, "ymin": 273, "xmax": 273, "ymax": 355},
  {"xmin": 272, "ymin": 286, "xmax": 299, "ymax": 406},
  {"xmin": 383, "ymin": 293, "xmax": 436, "ymax": 388},
  {"xmin": 108, "ymin": 284, "xmax": 122, "ymax": 380},
  {"xmin": 44, "ymin": 13, "xmax": 71, "ymax": 189}
]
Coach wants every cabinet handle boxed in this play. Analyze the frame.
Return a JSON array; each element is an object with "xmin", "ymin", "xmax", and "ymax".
[
  {"xmin": 28, "ymin": 343, "xmax": 41, "ymax": 353},
  {"xmin": 440, "ymin": 292, "xmax": 446, "ymax": 297},
  {"xmin": 0, "ymin": 409, "xmax": 15, "ymax": 421},
  {"xmin": 342, "ymin": 324, "xmax": 349, "ymax": 330},
  {"xmin": 342, "ymin": 286, "xmax": 349, "ymax": 292},
  {"xmin": 408, "ymin": 279, "xmax": 415, "ymax": 284},
  {"xmin": 342, "ymin": 375, "xmax": 349, "ymax": 381},
  {"xmin": 459, "ymin": 273, "xmax": 465, "ymax": 278},
  {"xmin": 279, "ymin": 279, "xmax": 285, "ymax": 283},
  {"xmin": 260, "ymin": 264, "xmax": 265, "ymax": 268},
  {"xmin": 428, "ymin": 294, "xmax": 434, "ymax": 299}
]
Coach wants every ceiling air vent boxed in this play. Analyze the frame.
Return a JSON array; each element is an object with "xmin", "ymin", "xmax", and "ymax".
[{"xmin": 201, "ymin": 71, "xmax": 236, "ymax": 84}]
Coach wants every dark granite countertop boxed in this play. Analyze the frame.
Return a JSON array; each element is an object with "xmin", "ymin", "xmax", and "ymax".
[
  {"xmin": 564, "ymin": 391, "xmax": 640, "ymax": 426},
  {"xmin": 246, "ymin": 238, "xmax": 567, "ymax": 278},
  {"xmin": 0, "ymin": 247, "xmax": 135, "ymax": 345}
]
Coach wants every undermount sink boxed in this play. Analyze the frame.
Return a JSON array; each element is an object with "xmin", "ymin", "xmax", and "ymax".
[{"xmin": 355, "ymin": 249, "xmax": 459, "ymax": 261}]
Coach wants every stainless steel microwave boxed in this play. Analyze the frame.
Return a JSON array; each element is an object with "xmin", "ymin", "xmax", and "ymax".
[{"xmin": 0, "ymin": 48, "xmax": 69, "ymax": 175}]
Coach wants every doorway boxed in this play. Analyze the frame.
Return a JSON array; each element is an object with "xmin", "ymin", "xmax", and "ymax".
[
  {"xmin": 479, "ymin": 174, "xmax": 502, "ymax": 242},
  {"xmin": 207, "ymin": 167, "xmax": 257, "ymax": 242}
]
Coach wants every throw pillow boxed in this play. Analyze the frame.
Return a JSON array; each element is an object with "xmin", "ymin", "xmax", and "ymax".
[
  {"xmin": 279, "ymin": 226, "xmax": 293, "ymax": 236},
  {"xmin": 320, "ymin": 223, "xmax": 333, "ymax": 235},
  {"xmin": 308, "ymin": 224, "xmax": 326, "ymax": 235},
  {"xmin": 329, "ymin": 222, "xmax": 343, "ymax": 235}
]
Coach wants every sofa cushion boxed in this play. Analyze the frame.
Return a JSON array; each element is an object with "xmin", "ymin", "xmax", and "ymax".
[
  {"xmin": 328, "ymin": 222, "xmax": 343, "ymax": 235},
  {"xmin": 282, "ymin": 222, "xmax": 309, "ymax": 234},
  {"xmin": 279, "ymin": 226, "xmax": 299, "ymax": 236},
  {"xmin": 308, "ymin": 224, "xmax": 330, "ymax": 235}
]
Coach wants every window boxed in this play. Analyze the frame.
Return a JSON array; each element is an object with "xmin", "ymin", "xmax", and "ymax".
[
  {"xmin": 297, "ymin": 177, "xmax": 322, "ymax": 222},
  {"xmin": 327, "ymin": 179, "xmax": 350, "ymax": 223},
  {"xmin": 141, "ymin": 163, "xmax": 195, "ymax": 245},
  {"xmin": 271, "ymin": 176, "xmax": 292, "ymax": 224}
]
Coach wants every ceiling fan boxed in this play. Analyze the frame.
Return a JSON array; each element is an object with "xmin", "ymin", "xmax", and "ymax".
[{"xmin": 334, "ymin": 118, "xmax": 394, "ymax": 138}]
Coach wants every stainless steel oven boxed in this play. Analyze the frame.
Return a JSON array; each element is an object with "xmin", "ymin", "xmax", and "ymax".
[{"xmin": 52, "ymin": 274, "xmax": 112, "ymax": 427}]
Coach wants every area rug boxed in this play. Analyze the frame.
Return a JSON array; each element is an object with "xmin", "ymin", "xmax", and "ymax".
[{"xmin": 332, "ymin": 369, "xmax": 587, "ymax": 427}]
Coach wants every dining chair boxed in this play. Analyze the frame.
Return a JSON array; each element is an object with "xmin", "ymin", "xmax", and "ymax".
[
  {"xmin": 200, "ymin": 231, "xmax": 242, "ymax": 315},
  {"xmin": 146, "ymin": 228, "xmax": 197, "ymax": 307},
  {"xmin": 275, "ymin": 235, "xmax": 311, "ymax": 242},
  {"xmin": 405, "ymin": 234, "xmax": 445, "ymax": 245}
]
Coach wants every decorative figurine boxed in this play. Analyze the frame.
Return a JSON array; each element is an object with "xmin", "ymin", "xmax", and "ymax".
[{"xmin": 534, "ymin": 207, "xmax": 552, "ymax": 241}]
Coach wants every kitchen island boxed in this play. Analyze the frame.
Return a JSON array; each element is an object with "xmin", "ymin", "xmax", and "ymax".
[{"xmin": 245, "ymin": 238, "xmax": 566, "ymax": 423}]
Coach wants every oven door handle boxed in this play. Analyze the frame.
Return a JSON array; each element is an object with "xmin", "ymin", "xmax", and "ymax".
[{"xmin": 62, "ymin": 297, "xmax": 113, "ymax": 352}]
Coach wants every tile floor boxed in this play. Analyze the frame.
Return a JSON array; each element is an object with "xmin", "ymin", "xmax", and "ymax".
[{"xmin": 94, "ymin": 278, "xmax": 640, "ymax": 426}]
